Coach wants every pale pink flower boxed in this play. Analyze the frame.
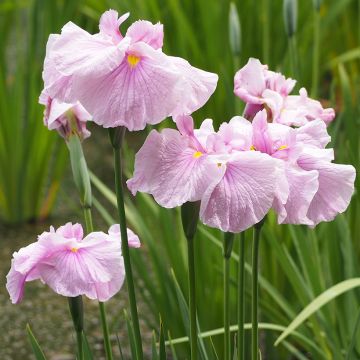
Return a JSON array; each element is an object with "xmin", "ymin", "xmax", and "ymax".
[
  {"xmin": 278, "ymin": 88, "xmax": 335, "ymax": 126},
  {"xmin": 44, "ymin": 10, "xmax": 218, "ymax": 131},
  {"xmin": 234, "ymin": 58, "xmax": 335, "ymax": 126},
  {"xmin": 6, "ymin": 223, "xmax": 139, "ymax": 304},
  {"xmin": 39, "ymin": 90, "xmax": 91, "ymax": 140},
  {"xmin": 108, "ymin": 224, "xmax": 141, "ymax": 248},
  {"xmin": 250, "ymin": 110, "xmax": 355, "ymax": 225},
  {"xmin": 128, "ymin": 115, "xmax": 283, "ymax": 232}
]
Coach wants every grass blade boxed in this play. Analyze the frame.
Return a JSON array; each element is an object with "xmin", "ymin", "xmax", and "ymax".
[
  {"xmin": 26, "ymin": 324, "xmax": 47, "ymax": 360},
  {"xmin": 275, "ymin": 278, "xmax": 360, "ymax": 346}
]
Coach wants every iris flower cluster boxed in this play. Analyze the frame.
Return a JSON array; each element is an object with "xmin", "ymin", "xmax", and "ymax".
[
  {"xmin": 128, "ymin": 65, "xmax": 355, "ymax": 232},
  {"xmin": 5, "ymin": 8, "xmax": 356, "ymax": 360}
]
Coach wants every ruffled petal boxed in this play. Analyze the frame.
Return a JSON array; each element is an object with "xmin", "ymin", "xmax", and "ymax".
[
  {"xmin": 56, "ymin": 222, "xmax": 84, "ymax": 241},
  {"xmin": 298, "ymin": 150, "xmax": 356, "ymax": 225},
  {"xmin": 208, "ymin": 116, "xmax": 252, "ymax": 153},
  {"xmin": 275, "ymin": 165, "xmax": 319, "ymax": 225},
  {"xmin": 265, "ymin": 71, "xmax": 296, "ymax": 96},
  {"xmin": 52, "ymin": 22, "xmax": 129, "ymax": 79},
  {"xmin": 108, "ymin": 224, "xmax": 141, "ymax": 248},
  {"xmin": 126, "ymin": 20, "xmax": 163, "ymax": 49},
  {"xmin": 200, "ymin": 151, "xmax": 281, "ymax": 232},
  {"xmin": 278, "ymin": 88, "xmax": 335, "ymax": 126},
  {"xmin": 99, "ymin": 9, "xmax": 129, "ymax": 43},
  {"xmin": 194, "ymin": 118, "xmax": 215, "ymax": 148},
  {"xmin": 71, "ymin": 42, "xmax": 181, "ymax": 130},
  {"xmin": 38, "ymin": 231, "xmax": 124, "ymax": 301},
  {"xmin": 295, "ymin": 119, "xmax": 330, "ymax": 148},
  {"xmin": 127, "ymin": 129, "xmax": 221, "ymax": 207},
  {"xmin": 234, "ymin": 58, "xmax": 267, "ymax": 104}
]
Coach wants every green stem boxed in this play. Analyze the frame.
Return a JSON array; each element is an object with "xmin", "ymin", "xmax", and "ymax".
[
  {"xmin": 110, "ymin": 128, "xmax": 143, "ymax": 360},
  {"xmin": 83, "ymin": 207, "xmax": 93, "ymax": 232},
  {"xmin": 224, "ymin": 258, "xmax": 230, "ymax": 360},
  {"xmin": 99, "ymin": 302, "xmax": 113, "ymax": 360},
  {"xmin": 187, "ymin": 236, "xmax": 198, "ymax": 360},
  {"xmin": 223, "ymin": 233, "xmax": 234, "ymax": 360},
  {"xmin": 83, "ymin": 209, "xmax": 113, "ymax": 360},
  {"xmin": 68, "ymin": 296, "xmax": 84, "ymax": 360},
  {"xmin": 311, "ymin": 8, "xmax": 320, "ymax": 97},
  {"xmin": 237, "ymin": 232, "xmax": 245, "ymax": 360},
  {"xmin": 76, "ymin": 331, "xmax": 83, "ymax": 360},
  {"xmin": 251, "ymin": 226, "xmax": 262, "ymax": 360}
]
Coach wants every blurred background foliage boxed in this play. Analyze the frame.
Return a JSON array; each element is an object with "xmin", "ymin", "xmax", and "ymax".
[{"xmin": 1, "ymin": 0, "xmax": 360, "ymax": 359}]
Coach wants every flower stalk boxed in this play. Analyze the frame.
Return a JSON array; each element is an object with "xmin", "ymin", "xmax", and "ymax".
[
  {"xmin": 251, "ymin": 220, "xmax": 265, "ymax": 360},
  {"xmin": 67, "ymin": 134, "xmax": 113, "ymax": 360},
  {"xmin": 223, "ymin": 232, "xmax": 235, "ymax": 360},
  {"xmin": 181, "ymin": 201, "xmax": 201, "ymax": 360},
  {"xmin": 109, "ymin": 127, "xmax": 143, "ymax": 360},
  {"xmin": 237, "ymin": 232, "xmax": 245, "ymax": 360},
  {"xmin": 68, "ymin": 296, "xmax": 84, "ymax": 360}
]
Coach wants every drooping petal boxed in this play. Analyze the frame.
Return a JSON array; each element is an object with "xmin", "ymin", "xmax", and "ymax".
[
  {"xmin": 41, "ymin": 34, "xmax": 74, "ymax": 103},
  {"xmin": 169, "ymin": 56, "xmax": 218, "ymax": 117},
  {"xmin": 200, "ymin": 151, "xmax": 281, "ymax": 232},
  {"xmin": 126, "ymin": 20, "xmax": 163, "ymax": 49},
  {"xmin": 71, "ymin": 42, "xmax": 181, "ymax": 130},
  {"xmin": 234, "ymin": 58, "xmax": 267, "ymax": 104},
  {"xmin": 275, "ymin": 165, "xmax": 319, "ymax": 225},
  {"xmin": 5, "ymin": 241, "xmax": 47, "ymax": 304},
  {"xmin": 127, "ymin": 129, "xmax": 221, "ymax": 207},
  {"xmin": 298, "ymin": 150, "xmax": 356, "ymax": 225},
  {"xmin": 6, "ymin": 266, "xmax": 29, "ymax": 304}
]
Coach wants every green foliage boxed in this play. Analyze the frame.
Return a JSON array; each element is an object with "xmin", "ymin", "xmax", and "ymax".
[
  {"xmin": 26, "ymin": 324, "xmax": 47, "ymax": 360},
  {"xmin": 0, "ymin": 1, "xmax": 72, "ymax": 223}
]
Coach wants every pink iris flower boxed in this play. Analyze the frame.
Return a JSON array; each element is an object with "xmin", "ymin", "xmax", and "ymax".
[
  {"xmin": 43, "ymin": 9, "xmax": 218, "ymax": 131},
  {"xmin": 6, "ymin": 223, "xmax": 140, "ymax": 304},
  {"xmin": 39, "ymin": 90, "xmax": 91, "ymax": 140},
  {"xmin": 234, "ymin": 58, "xmax": 335, "ymax": 126},
  {"xmin": 39, "ymin": 33, "xmax": 91, "ymax": 140},
  {"xmin": 127, "ymin": 115, "xmax": 283, "ymax": 233},
  {"xmin": 249, "ymin": 110, "xmax": 355, "ymax": 225}
]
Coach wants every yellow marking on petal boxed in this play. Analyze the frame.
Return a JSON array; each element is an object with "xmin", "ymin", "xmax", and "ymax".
[
  {"xmin": 127, "ymin": 54, "xmax": 140, "ymax": 68},
  {"xmin": 71, "ymin": 247, "xmax": 78, "ymax": 253},
  {"xmin": 278, "ymin": 145, "xmax": 288, "ymax": 150},
  {"xmin": 217, "ymin": 163, "xmax": 222, "ymax": 167},
  {"xmin": 250, "ymin": 145, "xmax": 256, "ymax": 151},
  {"xmin": 193, "ymin": 151, "xmax": 203, "ymax": 159}
]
